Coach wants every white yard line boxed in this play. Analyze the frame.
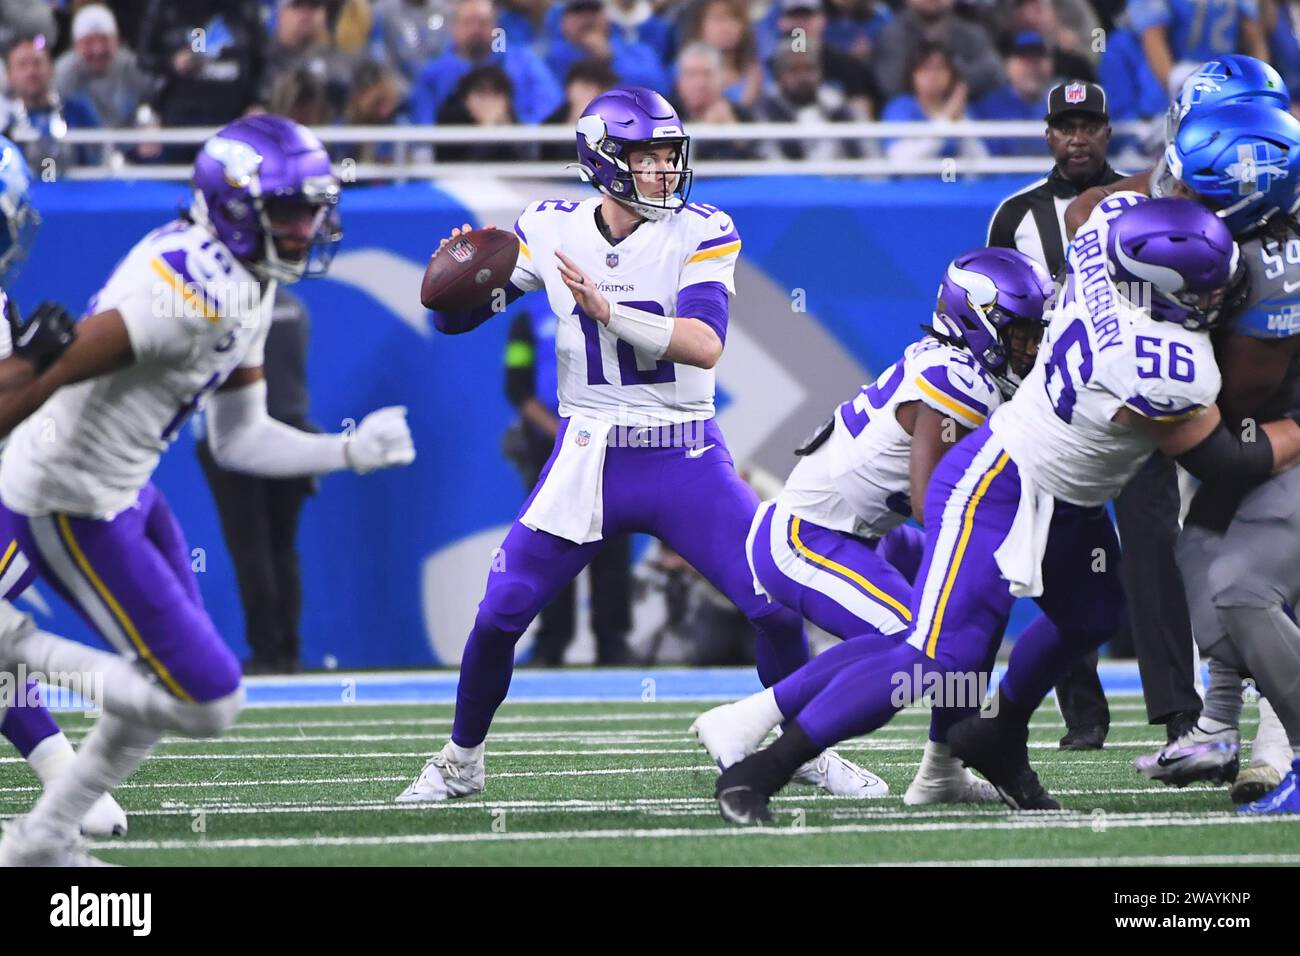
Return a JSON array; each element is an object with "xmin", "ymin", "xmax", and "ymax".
[
  {"xmin": 230, "ymin": 694, "xmax": 1156, "ymax": 711},
  {"xmin": 92, "ymin": 812, "xmax": 1300, "ymax": 853},
  {"xmin": 32, "ymin": 793, "xmax": 1236, "ymax": 820}
]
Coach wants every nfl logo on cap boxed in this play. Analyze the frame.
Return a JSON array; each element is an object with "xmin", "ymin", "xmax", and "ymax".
[
  {"xmin": 1065, "ymin": 82, "xmax": 1087, "ymax": 104},
  {"xmin": 606, "ymin": 252, "xmax": 619, "ymax": 268}
]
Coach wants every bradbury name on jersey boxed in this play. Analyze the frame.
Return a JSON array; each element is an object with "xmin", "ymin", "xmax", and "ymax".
[{"xmin": 1068, "ymin": 213, "xmax": 1152, "ymax": 353}]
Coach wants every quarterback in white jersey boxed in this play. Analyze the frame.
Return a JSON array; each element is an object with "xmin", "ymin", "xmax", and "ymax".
[
  {"xmin": 704, "ymin": 198, "xmax": 1300, "ymax": 824},
  {"xmin": 0, "ymin": 117, "xmax": 414, "ymax": 867},
  {"xmin": 401, "ymin": 86, "xmax": 847, "ymax": 804},
  {"xmin": 507, "ymin": 193, "xmax": 737, "ymax": 426}
]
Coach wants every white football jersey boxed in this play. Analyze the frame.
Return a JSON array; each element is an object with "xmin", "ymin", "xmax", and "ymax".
[
  {"xmin": 509, "ymin": 196, "xmax": 740, "ymax": 426},
  {"xmin": 1, "ymin": 219, "xmax": 275, "ymax": 518},
  {"xmin": 782, "ymin": 337, "xmax": 1002, "ymax": 537},
  {"xmin": 990, "ymin": 192, "xmax": 1221, "ymax": 507}
]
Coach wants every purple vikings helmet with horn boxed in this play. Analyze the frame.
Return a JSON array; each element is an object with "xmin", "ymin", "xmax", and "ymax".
[
  {"xmin": 933, "ymin": 247, "xmax": 1054, "ymax": 395},
  {"xmin": 572, "ymin": 86, "xmax": 693, "ymax": 221},
  {"xmin": 191, "ymin": 115, "xmax": 342, "ymax": 283},
  {"xmin": 1106, "ymin": 198, "xmax": 1239, "ymax": 330}
]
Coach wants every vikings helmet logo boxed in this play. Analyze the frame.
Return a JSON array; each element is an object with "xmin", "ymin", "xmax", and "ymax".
[{"xmin": 203, "ymin": 136, "xmax": 263, "ymax": 190}]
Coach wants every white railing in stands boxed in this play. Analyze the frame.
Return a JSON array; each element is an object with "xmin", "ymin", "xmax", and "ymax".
[{"xmin": 14, "ymin": 119, "xmax": 1154, "ymax": 180}]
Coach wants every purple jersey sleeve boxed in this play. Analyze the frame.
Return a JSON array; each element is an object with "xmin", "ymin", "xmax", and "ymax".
[{"xmin": 677, "ymin": 281, "xmax": 730, "ymax": 344}]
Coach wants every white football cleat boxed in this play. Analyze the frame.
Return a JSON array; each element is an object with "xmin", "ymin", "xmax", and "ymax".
[
  {"xmin": 905, "ymin": 742, "xmax": 999, "ymax": 805},
  {"xmin": 26, "ymin": 732, "xmax": 129, "ymax": 837},
  {"xmin": 396, "ymin": 741, "xmax": 485, "ymax": 803},
  {"xmin": 0, "ymin": 817, "xmax": 114, "ymax": 867},
  {"xmin": 1231, "ymin": 765, "xmax": 1284, "ymax": 805},
  {"xmin": 690, "ymin": 689, "xmax": 782, "ymax": 769},
  {"xmin": 1248, "ymin": 697, "xmax": 1292, "ymax": 776},
  {"xmin": 1232, "ymin": 698, "xmax": 1292, "ymax": 803},
  {"xmin": 1135, "ymin": 720, "xmax": 1240, "ymax": 786},
  {"xmin": 793, "ymin": 751, "xmax": 889, "ymax": 798},
  {"xmin": 81, "ymin": 793, "xmax": 128, "ymax": 837}
]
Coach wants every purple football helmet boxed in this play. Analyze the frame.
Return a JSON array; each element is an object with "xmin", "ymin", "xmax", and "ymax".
[
  {"xmin": 933, "ymin": 247, "xmax": 1054, "ymax": 394},
  {"xmin": 574, "ymin": 86, "xmax": 693, "ymax": 220},
  {"xmin": 1106, "ymin": 198, "xmax": 1238, "ymax": 330},
  {"xmin": 191, "ymin": 115, "xmax": 342, "ymax": 283}
]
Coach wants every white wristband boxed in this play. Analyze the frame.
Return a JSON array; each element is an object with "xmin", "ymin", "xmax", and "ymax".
[{"xmin": 606, "ymin": 303, "xmax": 675, "ymax": 360}]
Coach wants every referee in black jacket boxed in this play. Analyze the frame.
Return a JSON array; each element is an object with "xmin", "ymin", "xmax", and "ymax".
[{"xmin": 987, "ymin": 81, "xmax": 1148, "ymax": 750}]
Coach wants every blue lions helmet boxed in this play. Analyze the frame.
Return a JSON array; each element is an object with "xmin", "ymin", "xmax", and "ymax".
[
  {"xmin": 0, "ymin": 136, "xmax": 39, "ymax": 286},
  {"xmin": 1166, "ymin": 56, "xmax": 1290, "ymax": 143},
  {"xmin": 1163, "ymin": 103, "xmax": 1300, "ymax": 238}
]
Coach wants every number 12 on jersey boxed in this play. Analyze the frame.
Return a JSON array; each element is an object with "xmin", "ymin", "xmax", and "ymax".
[{"xmin": 576, "ymin": 301, "xmax": 676, "ymax": 386}]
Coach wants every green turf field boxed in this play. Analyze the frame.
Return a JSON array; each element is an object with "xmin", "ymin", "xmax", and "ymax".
[{"xmin": 4, "ymin": 694, "xmax": 1296, "ymax": 866}]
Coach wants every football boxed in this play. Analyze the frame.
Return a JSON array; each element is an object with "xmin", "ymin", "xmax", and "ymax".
[{"xmin": 419, "ymin": 226, "xmax": 520, "ymax": 312}]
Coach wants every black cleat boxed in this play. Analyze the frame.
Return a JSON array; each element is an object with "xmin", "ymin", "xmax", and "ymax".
[
  {"xmin": 949, "ymin": 713, "xmax": 1061, "ymax": 811},
  {"xmin": 1059, "ymin": 725, "xmax": 1107, "ymax": 751},
  {"xmin": 714, "ymin": 756, "xmax": 776, "ymax": 826},
  {"xmin": 716, "ymin": 784, "xmax": 773, "ymax": 825},
  {"xmin": 991, "ymin": 765, "xmax": 1061, "ymax": 810}
]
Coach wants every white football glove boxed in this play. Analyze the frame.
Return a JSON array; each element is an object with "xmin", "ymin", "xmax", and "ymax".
[{"xmin": 345, "ymin": 406, "xmax": 416, "ymax": 474}]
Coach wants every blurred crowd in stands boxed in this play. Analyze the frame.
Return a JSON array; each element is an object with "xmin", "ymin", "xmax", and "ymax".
[{"xmin": 0, "ymin": 0, "xmax": 1295, "ymax": 168}]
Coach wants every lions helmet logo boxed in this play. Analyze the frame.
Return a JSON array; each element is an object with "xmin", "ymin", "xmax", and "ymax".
[{"xmin": 1223, "ymin": 142, "xmax": 1289, "ymax": 197}]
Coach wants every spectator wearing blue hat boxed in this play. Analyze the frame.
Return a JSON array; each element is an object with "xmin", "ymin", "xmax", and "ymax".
[
  {"xmin": 411, "ymin": 0, "xmax": 562, "ymax": 125},
  {"xmin": 970, "ymin": 32, "xmax": 1055, "ymax": 155}
]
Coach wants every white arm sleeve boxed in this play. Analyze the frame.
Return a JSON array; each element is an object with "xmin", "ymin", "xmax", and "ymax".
[{"xmin": 205, "ymin": 379, "xmax": 349, "ymax": 478}]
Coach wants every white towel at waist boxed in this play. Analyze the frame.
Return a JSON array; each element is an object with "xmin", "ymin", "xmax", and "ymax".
[
  {"xmin": 521, "ymin": 415, "xmax": 612, "ymax": 544},
  {"xmin": 745, "ymin": 499, "xmax": 776, "ymax": 599},
  {"xmin": 993, "ymin": 463, "xmax": 1055, "ymax": 598}
]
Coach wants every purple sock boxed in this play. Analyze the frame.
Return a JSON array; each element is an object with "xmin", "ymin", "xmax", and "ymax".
[
  {"xmin": 1000, "ymin": 614, "xmax": 1102, "ymax": 712},
  {"xmin": 1, "ymin": 680, "xmax": 61, "ymax": 758},
  {"xmin": 773, "ymin": 634, "xmax": 899, "ymax": 718},
  {"xmin": 451, "ymin": 621, "xmax": 520, "ymax": 748},
  {"xmin": 751, "ymin": 606, "xmax": 810, "ymax": 687},
  {"xmin": 797, "ymin": 641, "xmax": 932, "ymax": 749},
  {"xmin": 926, "ymin": 638, "xmax": 1001, "ymax": 742}
]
